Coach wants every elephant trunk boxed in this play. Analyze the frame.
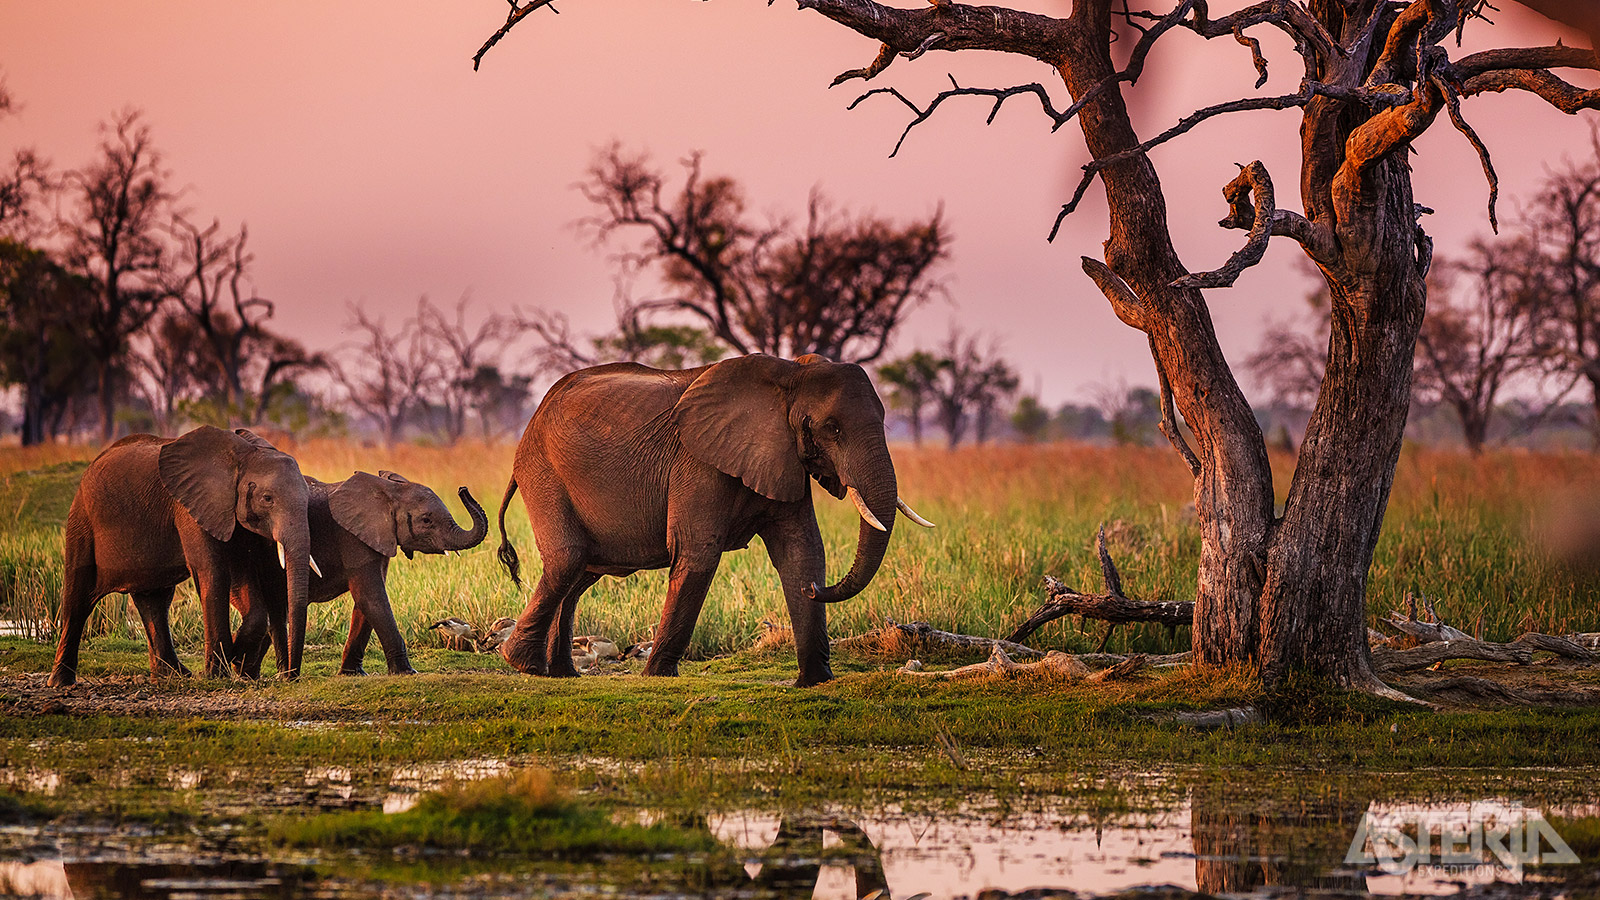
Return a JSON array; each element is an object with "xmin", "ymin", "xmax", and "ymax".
[
  {"xmin": 443, "ymin": 487, "xmax": 490, "ymax": 551},
  {"xmin": 277, "ymin": 522, "xmax": 312, "ymax": 680},
  {"xmin": 806, "ymin": 446, "xmax": 898, "ymax": 604}
]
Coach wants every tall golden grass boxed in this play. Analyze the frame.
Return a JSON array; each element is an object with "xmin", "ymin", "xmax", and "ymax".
[{"xmin": 3, "ymin": 438, "xmax": 1597, "ymax": 664}]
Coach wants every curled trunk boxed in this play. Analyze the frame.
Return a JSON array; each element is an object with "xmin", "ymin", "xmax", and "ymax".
[
  {"xmin": 444, "ymin": 486, "xmax": 490, "ymax": 551},
  {"xmin": 807, "ymin": 447, "xmax": 897, "ymax": 604}
]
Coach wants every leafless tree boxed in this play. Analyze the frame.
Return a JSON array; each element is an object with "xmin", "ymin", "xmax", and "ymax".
[
  {"xmin": 155, "ymin": 215, "xmax": 325, "ymax": 427},
  {"xmin": 1527, "ymin": 143, "xmax": 1600, "ymax": 446},
  {"xmin": 915, "ymin": 329, "xmax": 1020, "ymax": 449},
  {"xmin": 1415, "ymin": 238, "xmax": 1573, "ymax": 453},
  {"xmin": 60, "ymin": 109, "xmax": 173, "ymax": 442},
  {"xmin": 477, "ymin": 0, "xmax": 1600, "ymax": 693},
  {"xmin": 417, "ymin": 293, "xmax": 523, "ymax": 443},
  {"xmin": 334, "ymin": 301, "xmax": 438, "ymax": 445},
  {"xmin": 578, "ymin": 145, "xmax": 947, "ymax": 365},
  {"xmin": 0, "ymin": 242, "xmax": 96, "ymax": 445},
  {"xmin": 0, "ymin": 80, "xmax": 52, "ymax": 243}
]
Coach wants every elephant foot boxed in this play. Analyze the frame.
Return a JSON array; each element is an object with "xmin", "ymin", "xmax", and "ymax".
[
  {"xmin": 642, "ymin": 658, "xmax": 680, "ymax": 677},
  {"xmin": 339, "ymin": 667, "xmax": 368, "ymax": 677},
  {"xmin": 153, "ymin": 661, "xmax": 192, "ymax": 679},
  {"xmin": 387, "ymin": 666, "xmax": 419, "ymax": 676},
  {"xmin": 547, "ymin": 662, "xmax": 582, "ymax": 678},
  {"xmin": 47, "ymin": 670, "xmax": 76, "ymax": 688},
  {"xmin": 793, "ymin": 668, "xmax": 834, "ymax": 688}
]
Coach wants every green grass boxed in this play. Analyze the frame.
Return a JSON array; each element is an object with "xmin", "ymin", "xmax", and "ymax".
[
  {"xmin": 270, "ymin": 768, "xmax": 719, "ymax": 855},
  {"xmin": 3, "ymin": 441, "xmax": 1597, "ymax": 665}
]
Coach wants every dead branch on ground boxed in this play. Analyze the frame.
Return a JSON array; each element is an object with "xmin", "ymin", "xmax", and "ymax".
[
  {"xmin": 1009, "ymin": 526, "xmax": 1194, "ymax": 648},
  {"xmin": 896, "ymin": 646, "xmax": 1148, "ymax": 683}
]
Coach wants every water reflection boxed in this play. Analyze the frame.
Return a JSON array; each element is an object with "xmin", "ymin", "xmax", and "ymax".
[
  {"xmin": 0, "ymin": 858, "xmax": 309, "ymax": 900},
  {"xmin": 0, "ymin": 770, "xmax": 1593, "ymax": 899}
]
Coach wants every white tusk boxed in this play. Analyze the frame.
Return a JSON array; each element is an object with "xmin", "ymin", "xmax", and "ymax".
[
  {"xmin": 847, "ymin": 486, "xmax": 888, "ymax": 532},
  {"xmin": 896, "ymin": 497, "xmax": 936, "ymax": 528},
  {"xmin": 309, "ymin": 555, "xmax": 323, "ymax": 578},
  {"xmin": 276, "ymin": 542, "xmax": 286, "ymax": 569}
]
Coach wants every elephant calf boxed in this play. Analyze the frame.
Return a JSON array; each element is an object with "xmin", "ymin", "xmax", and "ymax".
[
  {"xmin": 232, "ymin": 470, "xmax": 489, "ymax": 677},
  {"xmin": 50, "ymin": 427, "xmax": 315, "ymax": 687},
  {"xmin": 495, "ymin": 353, "xmax": 932, "ymax": 687}
]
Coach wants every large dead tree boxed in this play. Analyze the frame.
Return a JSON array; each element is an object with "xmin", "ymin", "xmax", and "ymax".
[{"xmin": 475, "ymin": 0, "xmax": 1600, "ymax": 696}]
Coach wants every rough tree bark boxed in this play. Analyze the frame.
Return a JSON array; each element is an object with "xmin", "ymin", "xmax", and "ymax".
[{"xmin": 474, "ymin": 0, "xmax": 1600, "ymax": 694}]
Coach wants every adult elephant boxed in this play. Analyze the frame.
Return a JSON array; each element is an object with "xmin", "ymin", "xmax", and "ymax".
[
  {"xmin": 50, "ymin": 427, "xmax": 313, "ymax": 686},
  {"xmin": 494, "ymin": 353, "xmax": 933, "ymax": 687},
  {"xmin": 230, "ymin": 470, "xmax": 489, "ymax": 677}
]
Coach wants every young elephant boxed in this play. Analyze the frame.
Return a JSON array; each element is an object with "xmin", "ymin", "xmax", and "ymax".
[
  {"xmin": 50, "ymin": 427, "xmax": 314, "ymax": 687},
  {"xmin": 232, "ymin": 471, "xmax": 489, "ymax": 677},
  {"xmin": 495, "ymin": 353, "xmax": 934, "ymax": 687}
]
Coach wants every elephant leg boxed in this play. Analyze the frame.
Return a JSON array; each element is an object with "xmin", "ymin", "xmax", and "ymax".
[
  {"xmin": 340, "ymin": 604, "xmax": 374, "ymax": 675},
  {"xmin": 546, "ymin": 571, "xmax": 602, "ymax": 678},
  {"xmin": 49, "ymin": 530, "xmax": 101, "ymax": 687},
  {"xmin": 643, "ymin": 556, "xmax": 722, "ymax": 678},
  {"xmin": 178, "ymin": 530, "xmax": 236, "ymax": 679},
  {"xmin": 230, "ymin": 576, "xmax": 272, "ymax": 680},
  {"xmin": 761, "ymin": 507, "xmax": 833, "ymax": 687},
  {"xmin": 130, "ymin": 587, "xmax": 188, "ymax": 678},
  {"xmin": 505, "ymin": 547, "xmax": 589, "ymax": 676},
  {"xmin": 348, "ymin": 575, "xmax": 417, "ymax": 675}
]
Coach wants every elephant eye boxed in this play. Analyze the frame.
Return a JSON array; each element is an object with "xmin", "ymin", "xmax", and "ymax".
[
  {"xmin": 822, "ymin": 419, "xmax": 841, "ymax": 438},
  {"xmin": 262, "ymin": 493, "xmax": 274, "ymax": 505}
]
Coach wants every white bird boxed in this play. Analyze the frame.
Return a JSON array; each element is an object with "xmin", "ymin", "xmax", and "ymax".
[{"xmin": 429, "ymin": 617, "xmax": 477, "ymax": 650}]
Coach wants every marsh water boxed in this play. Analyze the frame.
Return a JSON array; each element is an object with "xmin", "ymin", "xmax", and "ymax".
[{"xmin": 1, "ymin": 760, "xmax": 1596, "ymax": 900}]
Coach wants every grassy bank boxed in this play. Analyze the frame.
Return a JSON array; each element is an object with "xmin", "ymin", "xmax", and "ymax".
[{"xmin": 2, "ymin": 440, "xmax": 1597, "ymax": 664}]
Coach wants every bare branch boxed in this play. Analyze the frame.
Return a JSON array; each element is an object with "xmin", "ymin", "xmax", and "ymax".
[
  {"xmin": 1174, "ymin": 162, "xmax": 1276, "ymax": 289},
  {"xmin": 1153, "ymin": 341, "xmax": 1202, "ymax": 476},
  {"xmin": 1080, "ymin": 256, "xmax": 1146, "ymax": 331},
  {"xmin": 831, "ymin": 42, "xmax": 897, "ymax": 87},
  {"xmin": 1433, "ymin": 74, "xmax": 1499, "ymax": 231},
  {"xmin": 472, "ymin": 0, "xmax": 559, "ymax": 71},
  {"xmin": 1461, "ymin": 67, "xmax": 1600, "ymax": 112}
]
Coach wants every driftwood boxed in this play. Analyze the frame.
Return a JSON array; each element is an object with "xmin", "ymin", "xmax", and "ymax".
[
  {"xmin": 896, "ymin": 646, "xmax": 1149, "ymax": 683},
  {"xmin": 1158, "ymin": 706, "xmax": 1264, "ymax": 728},
  {"xmin": 1403, "ymin": 677, "xmax": 1600, "ymax": 707},
  {"xmin": 1372, "ymin": 632, "xmax": 1600, "ymax": 673},
  {"xmin": 1517, "ymin": 632, "xmax": 1600, "ymax": 663},
  {"xmin": 1008, "ymin": 525, "xmax": 1195, "ymax": 647},
  {"xmin": 1373, "ymin": 639, "xmax": 1534, "ymax": 672},
  {"xmin": 835, "ymin": 620, "xmax": 1045, "ymax": 659},
  {"xmin": 1380, "ymin": 592, "xmax": 1471, "ymax": 643}
]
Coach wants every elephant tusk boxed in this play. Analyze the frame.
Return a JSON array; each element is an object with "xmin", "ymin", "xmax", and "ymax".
[
  {"xmin": 309, "ymin": 555, "xmax": 323, "ymax": 578},
  {"xmin": 276, "ymin": 542, "xmax": 286, "ymax": 570},
  {"xmin": 897, "ymin": 497, "xmax": 936, "ymax": 528},
  {"xmin": 847, "ymin": 486, "xmax": 888, "ymax": 532}
]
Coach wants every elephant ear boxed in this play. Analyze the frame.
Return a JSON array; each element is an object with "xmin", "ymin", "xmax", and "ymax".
[
  {"xmin": 329, "ymin": 472, "xmax": 399, "ymax": 558},
  {"xmin": 158, "ymin": 426, "xmax": 246, "ymax": 542},
  {"xmin": 673, "ymin": 354, "xmax": 807, "ymax": 502},
  {"xmin": 233, "ymin": 428, "xmax": 278, "ymax": 451}
]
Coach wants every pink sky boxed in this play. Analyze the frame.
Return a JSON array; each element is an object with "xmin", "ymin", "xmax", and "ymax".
[{"xmin": 1, "ymin": 1, "xmax": 1594, "ymax": 405}]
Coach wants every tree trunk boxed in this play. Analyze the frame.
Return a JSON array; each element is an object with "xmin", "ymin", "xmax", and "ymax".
[
  {"xmin": 1056, "ymin": 9, "xmax": 1275, "ymax": 670},
  {"xmin": 97, "ymin": 363, "xmax": 117, "ymax": 443}
]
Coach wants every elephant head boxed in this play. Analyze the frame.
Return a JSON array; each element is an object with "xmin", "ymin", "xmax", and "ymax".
[
  {"xmin": 329, "ymin": 471, "xmax": 489, "ymax": 560},
  {"xmin": 158, "ymin": 426, "xmax": 314, "ymax": 674},
  {"xmin": 674, "ymin": 353, "xmax": 932, "ymax": 604}
]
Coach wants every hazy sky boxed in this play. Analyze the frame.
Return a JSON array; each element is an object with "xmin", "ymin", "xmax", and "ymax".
[{"xmin": 1, "ymin": 1, "xmax": 1594, "ymax": 404}]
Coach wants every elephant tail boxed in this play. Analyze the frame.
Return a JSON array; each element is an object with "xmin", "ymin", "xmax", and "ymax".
[{"xmin": 496, "ymin": 478, "xmax": 522, "ymax": 588}]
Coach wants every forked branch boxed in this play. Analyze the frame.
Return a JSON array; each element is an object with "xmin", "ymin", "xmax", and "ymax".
[{"xmin": 473, "ymin": 0, "xmax": 559, "ymax": 70}]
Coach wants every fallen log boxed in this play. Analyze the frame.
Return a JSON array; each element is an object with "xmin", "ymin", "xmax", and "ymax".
[
  {"xmin": 1380, "ymin": 592, "xmax": 1472, "ymax": 643},
  {"xmin": 1516, "ymin": 632, "xmax": 1600, "ymax": 664},
  {"xmin": 896, "ymin": 646, "xmax": 1149, "ymax": 683},
  {"xmin": 1008, "ymin": 526, "xmax": 1194, "ymax": 646},
  {"xmin": 1373, "ymin": 639, "xmax": 1534, "ymax": 672},
  {"xmin": 835, "ymin": 620, "xmax": 1044, "ymax": 659}
]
